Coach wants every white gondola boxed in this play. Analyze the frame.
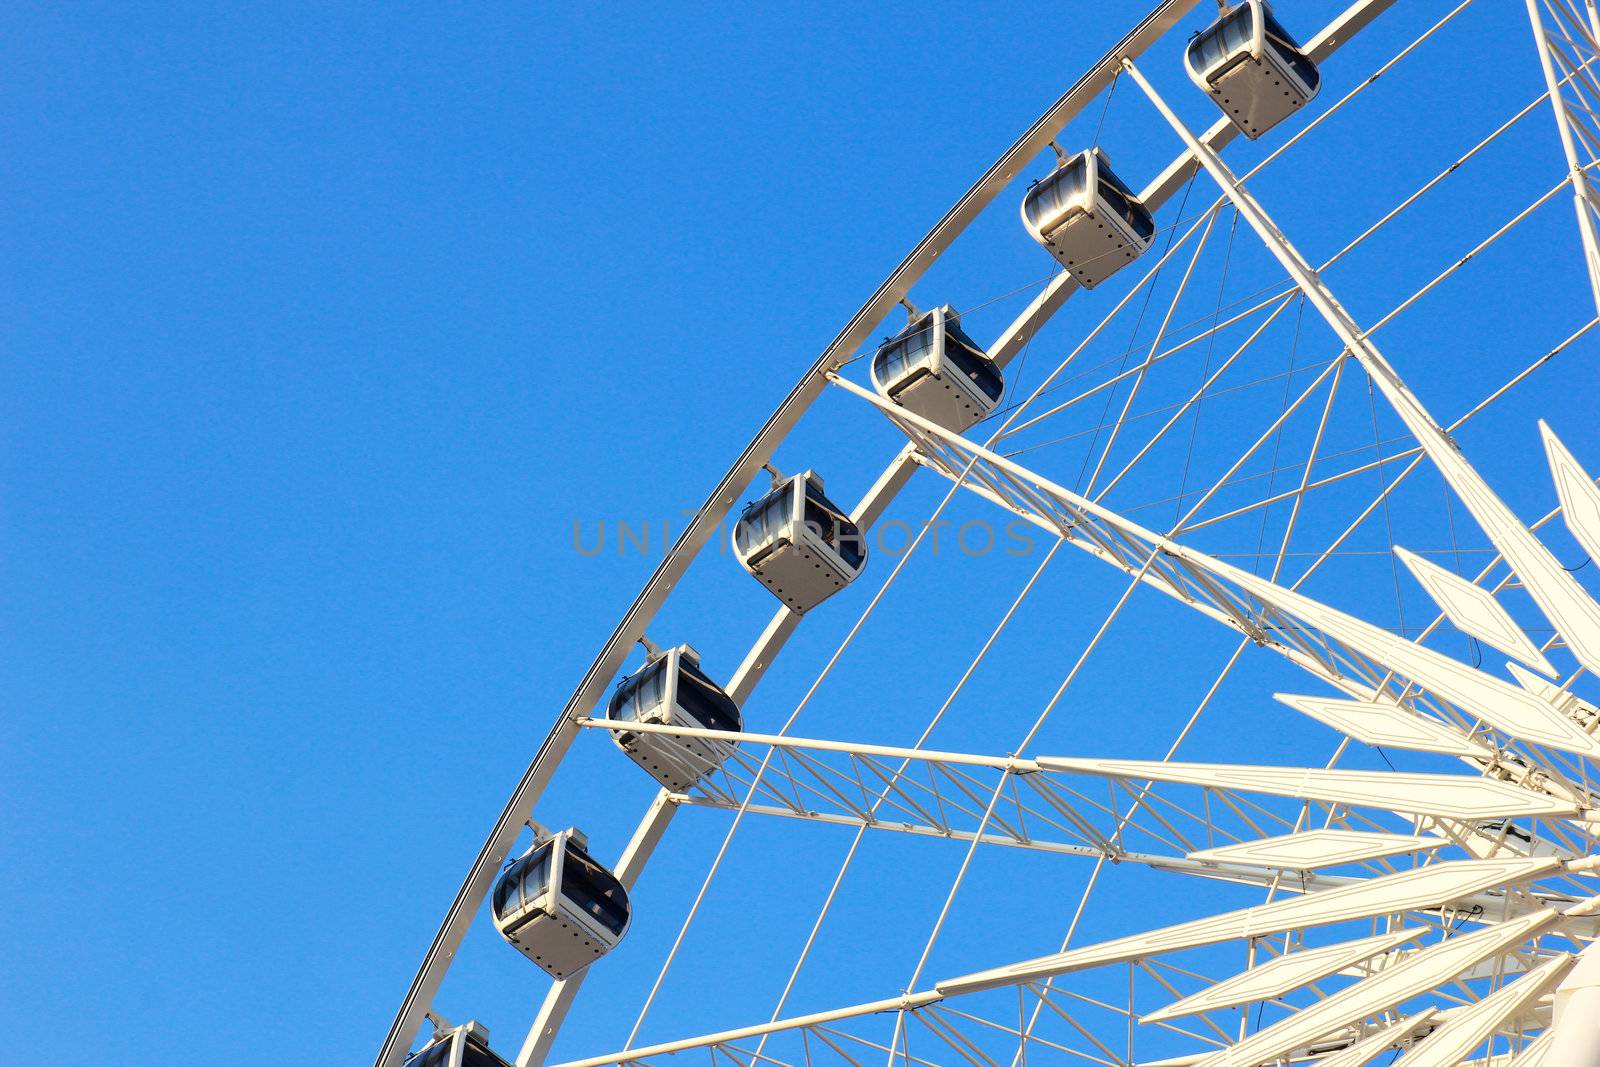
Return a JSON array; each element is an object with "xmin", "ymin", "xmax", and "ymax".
[
  {"xmin": 870, "ymin": 304, "xmax": 1002, "ymax": 432},
  {"xmin": 733, "ymin": 470, "xmax": 866, "ymax": 613},
  {"xmin": 1020, "ymin": 148, "xmax": 1154, "ymax": 288},
  {"xmin": 491, "ymin": 828, "xmax": 630, "ymax": 980},
  {"xmin": 406, "ymin": 1021, "xmax": 511, "ymax": 1067},
  {"xmin": 1184, "ymin": 1, "xmax": 1321, "ymax": 139},
  {"xmin": 606, "ymin": 643, "xmax": 740, "ymax": 791}
]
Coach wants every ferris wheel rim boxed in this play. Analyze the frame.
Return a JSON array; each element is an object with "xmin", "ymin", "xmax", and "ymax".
[
  {"xmin": 372, "ymin": 1, "xmax": 1600, "ymax": 1065},
  {"xmin": 372, "ymin": 4, "xmax": 1216, "ymax": 1062}
]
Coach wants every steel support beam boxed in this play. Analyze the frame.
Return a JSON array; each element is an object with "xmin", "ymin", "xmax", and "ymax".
[
  {"xmin": 1121, "ymin": 51, "xmax": 1600, "ymax": 685},
  {"xmin": 378, "ymin": 2, "xmax": 1405, "ymax": 1063}
]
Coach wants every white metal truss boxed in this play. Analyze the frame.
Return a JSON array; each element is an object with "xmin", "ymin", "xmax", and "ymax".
[
  {"xmin": 572, "ymin": 719, "xmax": 1582, "ymax": 868},
  {"xmin": 549, "ymin": 900, "xmax": 1594, "ymax": 1067},
  {"xmin": 832, "ymin": 370, "xmax": 1600, "ymax": 796},
  {"xmin": 373, "ymin": 3, "xmax": 1600, "ymax": 1067}
]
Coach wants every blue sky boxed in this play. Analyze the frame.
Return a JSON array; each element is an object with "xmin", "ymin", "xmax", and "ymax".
[{"xmin": 8, "ymin": 3, "xmax": 1600, "ymax": 1065}]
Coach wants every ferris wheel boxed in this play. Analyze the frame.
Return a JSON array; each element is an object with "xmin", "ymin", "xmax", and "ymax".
[{"xmin": 375, "ymin": 2, "xmax": 1600, "ymax": 1066}]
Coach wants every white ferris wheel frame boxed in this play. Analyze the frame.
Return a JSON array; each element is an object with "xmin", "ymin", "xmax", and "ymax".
[{"xmin": 374, "ymin": 2, "xmax": 1600, "ymax": 1065}]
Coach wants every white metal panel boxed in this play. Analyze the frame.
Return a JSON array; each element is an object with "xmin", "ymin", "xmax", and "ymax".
[
  {"xmin": 1504, "ymin": 663, "xmax": 1598, "ymax": 739},
  {"xmin": 1394, "ymin": 547, "xmax": 1556, "ymax": 676},
  {"xmin": 1398, "ymin": 953, "xmax": 1572, "ymax": 1067},
  {"xmin": 1143, "ymin": 927, "xmax": 1423, "ymax": 1022},
  {"xmin": 1274, "ymin": 692, "xmax": 1490, "ymax": 758},
  {"xmin": 1542, "ymin": 421, "xmax": 1600, "ymax": 572},
  {"xmin": 1188, "ymin": 829, "xmax": 1447, "ymax": 870},
  {"xmin": 1036, "ymin": 757, "xmax": 1576, "ymax": 819},
  {"xmin": 1190, "ymin": 911, "xmax": 1561, "ymax": 1067},
  {"xmin": 1507, "ymin": 662, "xmax": 1570, "ymax": 706},
  {"xmin": 1215, "ymin": 561, "xmax": 1600, "ymax": 758},
  {"xmin": 1509, "ymin": 1028, "xmax": 1558, "ymax": 1067},
  {"xmin": 937, "ymin": 858, "xmax": 1559, "ymax": 993}
]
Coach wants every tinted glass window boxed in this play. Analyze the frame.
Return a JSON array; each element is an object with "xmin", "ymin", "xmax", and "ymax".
[
  {"xmin": 872, "ymin": 335, "xmax": 908, "ymax": 384},
  {"xmin": 734, "ymin": 487, "xmax": 794, "ymax": 556},
  {"xmin": 943, "ymin": 337, "xmax": 1003, "ymax": 403},
  {"xmin": 874, "ymin": 313, "xmax": 938, "ymax": 387},
  {"xmin": 1188, "ymin": 5, "xmax": 1255, "ymax": 78},
  {"xmin": 496, "ymin": 844, "xmax": 553, "ymax": 920},
  {"xmin": 802, "ymin": 495, "xmax": 838, "ymax": 547},
  {"xmin": 1272, "ymin": 38, "xmax": 1318, "ymax": 89},
  {"xmin": 944, "ymin": 316, "xmax": 983, "ymax": 357},
  {"xmin": 1096, "ymin": 176, "xmax": 1154, "ymax": 242},
  {"xmin": 834, "ymin": 520, "xmax": 866, "ymax": 569},
  {"xmin": 804, "ymin": 484, "xmax": 864, "ymax": 569},
  {"xmin": 518, "ymin": 848, "xmax": 552, "ymax": 905},
  {"xmin": 561, "ymin": 846, "xmax": 629, "ymax": 936},
  {"xmin": 493, "ymin": 862, "xmax": 517, "ymax": 919},
  {"xmin": 407, "ymin": 1037, "xmax": 454, "ymax": 1067},
  {"xmin": 607, "ymin": 668, "xmax": 642, "ymax": 721},
  {"xmin": 677, "ymin": 660, "xmax": 740, "ymax": 733},
  {"xmin": 1260, "ymin": 8, "xmax": 1317, "ymax": 87},
  {"xmin": 639, "ymin": 660, "xmax": 666, "ymax": 716},
  {"xmin": 609, "ymin": 660, "xmax": 669, "ymax": 722},
  {"xmin": 904, "ymin": 320, "xmax": 935, "ymax": 366},
  {"xmin": 1023, "ymin": 159, "xmax": 1088, "ymax": 233},
  {"xmin": 1260, "ymin": 7, "xmax": 1302, "ymax": 51}
]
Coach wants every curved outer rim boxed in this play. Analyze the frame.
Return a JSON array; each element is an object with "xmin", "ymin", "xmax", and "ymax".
[{"xmin": 373, "ymin": 0, "xmax": 1411, "ymax": 1062}]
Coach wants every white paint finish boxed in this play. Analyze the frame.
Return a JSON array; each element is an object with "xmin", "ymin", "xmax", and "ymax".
[
  {"xmin": 1542, "ymin": 421, "xmax": 1600, "ymax": 572},
  {"xmin": 1142, "ymin": 927, "xmax": 1423, "ymax": 1022},
  {"xmin": 938, "ymin": 858, "xmax": 1560, "ymax": 993},
  {"xmin": 1549, "ymin": 941, "xmax": 1600, "ymax": 1067},
  {"xmin": 1214, "ymin": 556, "xmax": 1600, "ymax": 757},
  {"xmin": 1394, "ymin": 546, "xmax": 1556, "ymax": 676},
  {"xmin": 1036, "ymin": 757, "xmax": 1576, "ymax": 819},
  {"xmin": 1190, "ymin": 911, "xmax": 1561, "ymax": 1067},
  {"xmin": 1274, "ymin": 692, "xmax": 1489, "ymax": 758},
  {"xmin": 1188, "ymin": 828, "xmax": 1447, "ymax": 870},
  {"xmin": 1399, "ymin": 953, "xmax": 1572, "ymax": 1067}
]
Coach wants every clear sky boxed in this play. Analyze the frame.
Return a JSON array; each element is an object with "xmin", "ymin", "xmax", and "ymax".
[{"xmin": 8, "ymin": 3, "xmax": 1600, "ymax": 1066}]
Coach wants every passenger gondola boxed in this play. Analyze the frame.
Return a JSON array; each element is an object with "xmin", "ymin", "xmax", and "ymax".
[
  {"xmin": 871, "ymin": 304, "xmax": 1002, "ymax": 431},
  {"xmin": 406, "ymin": 1020, "xmax": 512, "ymax": 1067},
  {"xmin": 1020, "ymin": 148, "xmax": 1154, "ymax": 288},
  {"xmin": 492, "ymin": 828, "xmax": 630, "ymax": 980},
  {"xmin": 1184, "ymin": 1, "xmax": 1320, "ymax": 139},
  {"xmin": 607, "ymin": 642, "xmax": 741, "ymax": 791},
  {"xmin": 733, "ymin": 470, "xmax": 866, "ymax": 613}
]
